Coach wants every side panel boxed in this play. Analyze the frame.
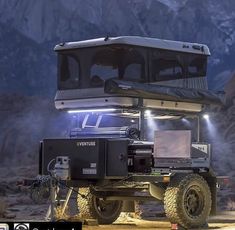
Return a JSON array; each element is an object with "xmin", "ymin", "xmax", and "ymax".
[
  {"xmin": 153, "ymin": 130, "xmax": 192, "ymax": 168},
  {"xmin": 40, "ymin": 138, "xmax": 129, "ymax": 180},
  {"xmin": 106, "ymin": 139, "xmax": 128, "ymax": 178},
  {"xmin": 41, "ymin": 139, "xmax": 105, "ymax": 179}
]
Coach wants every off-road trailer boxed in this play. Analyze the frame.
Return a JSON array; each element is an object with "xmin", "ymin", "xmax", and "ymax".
[{"xmin": 39, "ymin": 36, "xmax": 223, "ymax": 229}]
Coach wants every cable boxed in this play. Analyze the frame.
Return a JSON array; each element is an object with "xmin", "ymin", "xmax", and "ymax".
[
  {"xmin": 47, "ymin": 159, "xmax": 56, "ymax": 174},
  {"xmin": 46, "ymin": 158, "xmax": 87, "ymax": 199},
  {"xmin": 53, "ymin": 177, "xmax": 87, "ymax": 199}
]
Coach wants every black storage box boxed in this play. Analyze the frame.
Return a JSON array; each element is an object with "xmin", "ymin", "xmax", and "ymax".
[
  {"xmin": 40, "ymin": 138, "xmax": 128, "ymax": 180},
  {"xmin": 127, "ymin": 143, "xmax": 153, "ymax": 173}
]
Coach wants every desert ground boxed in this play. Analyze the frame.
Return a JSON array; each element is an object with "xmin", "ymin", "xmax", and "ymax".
[{"xmin": 0, "ymin": 165, "xmax": 235, "ymax": 230}]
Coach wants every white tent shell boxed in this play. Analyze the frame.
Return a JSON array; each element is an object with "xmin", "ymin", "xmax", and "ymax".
[{"xmin": 54, "ymin": 36, "xmax": 210, "ymax": 56}]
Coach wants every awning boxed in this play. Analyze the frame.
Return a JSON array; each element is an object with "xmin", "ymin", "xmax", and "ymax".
[{"xmin": 104, "ymin": 79, "xmax": 223, "ymax": 106}]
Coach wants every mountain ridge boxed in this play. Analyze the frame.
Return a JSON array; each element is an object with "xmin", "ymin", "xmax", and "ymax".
[{"xmin": 0, "ymin": 0, "xmax": 235, "ymax": 95}]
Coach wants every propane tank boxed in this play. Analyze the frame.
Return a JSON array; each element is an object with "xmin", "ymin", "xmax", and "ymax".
[{"xmin": 54, "ymin": 156, "xmax": 70, "ymax": 180}]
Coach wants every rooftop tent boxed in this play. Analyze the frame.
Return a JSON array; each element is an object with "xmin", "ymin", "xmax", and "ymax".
[
  {"xmin": 57, "ymin": 44, "xmax": 146, "ymax": 90},
  {"xmin": 54, "ymin": 36, "xmax": 211, "ymax": 112}
]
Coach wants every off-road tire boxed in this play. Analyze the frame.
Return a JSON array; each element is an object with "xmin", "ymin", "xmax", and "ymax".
[
  {"xmin": 77, "ymin": 187, "xmax": 123, "ymax": 224},
  {"xmin": 164, "ymin": 174, "xmax": 211, "ymax": 229}
]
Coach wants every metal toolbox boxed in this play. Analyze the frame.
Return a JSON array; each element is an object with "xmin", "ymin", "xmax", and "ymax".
[{"xmin": 40, "ymin": 138, "xmax": 128, "ymax": 180}]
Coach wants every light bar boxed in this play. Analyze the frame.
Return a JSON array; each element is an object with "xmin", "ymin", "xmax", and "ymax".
[
  {"xmin": 153, "ymin": 115, "xmax": 181, "ymax": 120},
  {"xmin": 117, "ymin": 111, "xmax": 181, "ymax": 120},
  {"xmin": 68, "ymin": 108, "xmax": 117, "ymax": 114}
]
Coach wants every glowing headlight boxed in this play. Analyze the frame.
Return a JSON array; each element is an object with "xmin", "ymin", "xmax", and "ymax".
[
  {"xmin": 145, "ymin": 110, "xmax": 152, "ymax": 116},
  {"xmin": 203, "ymin": 114, "xmax": 209, "ymax": 119}
]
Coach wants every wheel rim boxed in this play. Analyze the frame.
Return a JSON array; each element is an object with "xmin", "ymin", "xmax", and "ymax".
[
  {"xmin": 184, "ymin": 185, "xmax": 204, "ymax": 218},
  {"xmin": 94, "ymin": 198, "xmax": 120, "ymax": 219}
]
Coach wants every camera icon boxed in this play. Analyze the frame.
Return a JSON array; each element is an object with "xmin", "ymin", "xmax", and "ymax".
[
  {"xmin": 0, "ymin": 223, "xmax": 9, "ymax": 230},
  {"xmin": 14, "ymin": 223, "xmax": 29, "ymax": 230}
]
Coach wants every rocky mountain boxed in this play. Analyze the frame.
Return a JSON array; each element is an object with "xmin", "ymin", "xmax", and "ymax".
[
  {"xmin": 0, "ymin": 94, "xmax": 72, "ymax": 166},
  {"xmin": 0, "ymin": 0, "xmax": 235, "ymax": 95},
  {"xmin": 0, "ymin": 0, "xmax": 235, "ymax": 168}
]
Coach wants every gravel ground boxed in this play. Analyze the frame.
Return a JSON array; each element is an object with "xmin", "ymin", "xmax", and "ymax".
[{"xmin": 0, "ymin": 165, "xmax": 235, "ymax": 230}]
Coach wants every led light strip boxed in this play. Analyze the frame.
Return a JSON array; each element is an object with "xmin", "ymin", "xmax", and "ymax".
[{"xmin": 67, "ymin": 108, "xmax": 117, "ymax": 113}]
